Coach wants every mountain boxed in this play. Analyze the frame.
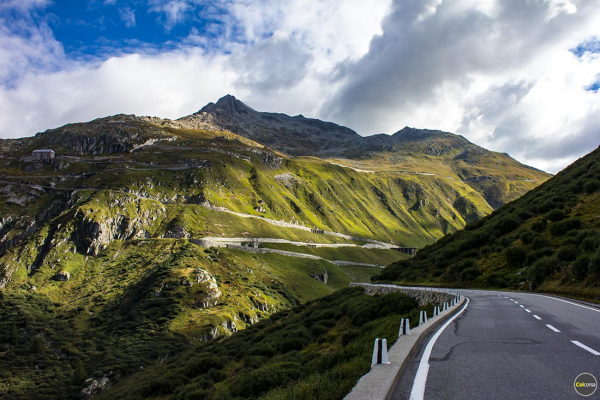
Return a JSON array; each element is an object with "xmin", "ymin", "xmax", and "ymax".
[
  {"xmin": 0, "ymin": 95, "xmax": 551, "ymax": 398},
  {"xmin": 179, "ymin": 95, "xmax": 550, "ymax": 208},
  {"xmin": 375, "ymin": 145, "xmax": 600, "ymax": 300},
  {"xmin": 177, "ymin": 94, "xmax": 361, "ymax": 156}
]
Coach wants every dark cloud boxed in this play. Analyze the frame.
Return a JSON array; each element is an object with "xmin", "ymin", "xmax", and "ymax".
[
  {"xmin": 325, "ymin": 0, "xmax": 595, "ymax": 133},
  {"xmin": 320, "ymin": 0, "xmax": 600, "ymax": 172}
]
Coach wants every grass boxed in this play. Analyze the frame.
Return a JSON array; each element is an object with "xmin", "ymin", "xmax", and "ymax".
[
  {"xmin": 94, "ymin": 287, "xmax": 431, "ymax": 400},
  {"xmin": 0, "ymin": 120, "xmax": 552, "ymax": 399},
  {"xmin": 375, "ymin": 146, "xmax": 600, "ymax": 301}
]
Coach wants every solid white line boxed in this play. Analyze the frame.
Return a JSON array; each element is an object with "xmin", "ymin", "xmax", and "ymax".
[
  {"xmin": 519, "ymin": 305, "xmax": 524, "ymax": 308},
  {"xmin": 571, "ymin": 341, "xmax": 600, "ymax": 356},
  {"xmin": 533, "ymin": 315, "xmax": 541, "ymax": 320},
  {"xmin": 546, "ymin": 324, "xmax": 561, "ymax": 333},
  {"xmin": 410, "ymin": 298, "xmax": 470, "ymax": 400},
  {"xmin": 524, "ymin": 293, "xmax": 600, "ymax": 314},
  {"xmin": 525, "ymin": 309, "xmax": 531, "ymax": 313}
]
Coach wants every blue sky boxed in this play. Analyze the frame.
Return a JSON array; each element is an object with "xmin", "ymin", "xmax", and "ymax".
[
  {"xmin": 7, "ymin": 0, "xmax": 230, "ymax": 60},
  {"xmin": 0, "ymin": 0, "xmax": 600, "ymax": 174}
]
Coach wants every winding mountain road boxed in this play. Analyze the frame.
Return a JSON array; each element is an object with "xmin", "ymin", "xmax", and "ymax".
[{"xmin": 392, "ymin": 289, "xmax": 600, "ymax": 400}]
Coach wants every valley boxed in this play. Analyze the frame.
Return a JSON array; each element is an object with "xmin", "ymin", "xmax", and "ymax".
[{"xmin": 0, "ymin": 96, "xmax": 551, "ymax": 399}]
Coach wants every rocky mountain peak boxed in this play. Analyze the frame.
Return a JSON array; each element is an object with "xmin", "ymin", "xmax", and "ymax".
[{"xmin": 198, "ymin": 94, "xmax": 256, "ymax": 117}]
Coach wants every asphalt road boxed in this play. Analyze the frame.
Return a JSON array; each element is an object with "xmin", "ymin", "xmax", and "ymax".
[{"xmin": 392, "ymin": 289, "xmax": 600, "ymax": 400}]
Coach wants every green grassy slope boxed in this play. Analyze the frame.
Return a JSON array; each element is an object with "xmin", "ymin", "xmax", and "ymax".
[
  {"xmin": 95, "ymin": 288, "xmax": 428, "ymax": 400},
  {"xmin": 375, "ymin": 146, "xmax": 600, "ymax": 301},
  {"xmin": 0, "ymin": 119, "xmax": 549, "ymax": 398}
]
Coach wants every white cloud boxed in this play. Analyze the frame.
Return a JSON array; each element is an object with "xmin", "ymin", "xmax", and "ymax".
[
  {"xmin": 119, "ymin": 7, "xmax": 136, "ymax": 28},
  {"xmin": 0, "ymin": 0, "xmax": 50, "ymax": 12},
  {"xmin": 0, "ymin": 0, "xmax": 599, "ymax": 174},
  {"xmin": 149, "ymin": 0, "xmax": 194, "ymax": 29},
  {"xmin": 0, "ymin": 50, "xmax": 238, "ymax": 138},
  {"xmin": 324, "ymin": 0, "xmax": 600, "ymax": 172}
]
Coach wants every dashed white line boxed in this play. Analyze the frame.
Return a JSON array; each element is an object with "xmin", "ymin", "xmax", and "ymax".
[
  {"xmin": 525, "ymin": 309, "xmax": 531, "ymax": 313},
  {"xmin": 409, "ymin": 298, "xmax": 470, "ymax": 400},
  {"xmin": 571, "ymin": 341, "xmax": 600, "ymax": 356},
  {"xmin": 546, "ymin": 324, "xmax": 561, "ymax": 333},
  {"xmin": 510, "ymin": 298, "xmax": 514, "ymax": 301},
  {"xmin": 533, "ymin": 315, "xmax": 541, "ymax": 320}
]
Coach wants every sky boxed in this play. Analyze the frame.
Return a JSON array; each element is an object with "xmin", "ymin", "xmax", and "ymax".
[{"xmin": 1, "ymin": 0, "xmax": 600, "ymax": 173}]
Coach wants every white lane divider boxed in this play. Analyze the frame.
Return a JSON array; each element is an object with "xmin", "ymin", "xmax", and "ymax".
[
  {"xmin": 546, "ymin": 324, "xmax": 561, "ymax": 333},
  {"xmin": 533, "ymin": 315, "xmax": 541, "ymax": 320},
  {"xmin": 571, "ymin": 341, "xmax": 600, "ymax": 356},
  {"xmin": 519, "ymin": 305, "xmax": 524, "ymax": 308},
  {"xmin": 525, "ymin": 309, "xmax": 531, "ymax": 313},
  {"xmin": 510, "ymin": 298, "xmax": 514, "ymax": 301},
  {"xmin": 410, "ymin": 298, "xmax": 470, "ymax": 400}
]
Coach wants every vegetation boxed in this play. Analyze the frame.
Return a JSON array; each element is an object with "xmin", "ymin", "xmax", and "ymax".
[
  {"xmin": 375, "ymin": 147, "xmax": 600, "ymax": 300},
  {"xmin": 0, "ymin": 112, "xmax": 552, "ymax": 398},
  {"xmin": 96, "ymin": 287, "xmax": 424, "ymax": 400}
]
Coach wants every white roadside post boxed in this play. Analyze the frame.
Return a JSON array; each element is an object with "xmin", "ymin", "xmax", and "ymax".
[
  {"xmin": 399, "ymin": 318, "xmax": 412, "ymax": 337},
  {"xmin": 371, "ymin": 338, "xmax": 391, "ymax": 367}
]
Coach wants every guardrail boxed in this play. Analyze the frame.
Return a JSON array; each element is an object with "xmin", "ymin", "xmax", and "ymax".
[{"xmin": 345, "ymin": 284, "xmax": 466, "ymax": 400}]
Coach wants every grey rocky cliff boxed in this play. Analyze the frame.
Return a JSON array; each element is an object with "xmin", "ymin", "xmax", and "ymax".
[
  {"xmin": 71, "ymin": 197, "xmax": 165, "ymax": 256},
  {"xmin": 33, "ymin": 114, "xmax": 176, "ymax": 156}
]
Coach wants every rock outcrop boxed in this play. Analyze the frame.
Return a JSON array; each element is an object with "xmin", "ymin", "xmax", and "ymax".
[
  {"xmin": 55, "ymin": 271, "xmax": 70, "ymax": 281},
  {"xmin": 71, "ymin": 196, "xmax": 165, "ymax": 255},
  {"xmin": 34, "ymin": 114, "xmax": 176, "ymax": 156}
]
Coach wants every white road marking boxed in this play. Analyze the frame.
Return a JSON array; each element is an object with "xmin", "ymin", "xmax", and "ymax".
[
  {"xmin": 510, "ymin": 298, "xmax": 514, "ymax": 301},
  {"xmin": 533, "ymin": 315, "xmax": 541, "ymax": 320},
  {"xmin": 519, "ymin": 305, "xmax": 524, "ymax": 308},
  {"xmin": 410, "ymin": 298, "xmax": 470, "ymax": 400},
  {"xmin": 546, "ymin": 324, "xmax": 561, "ymax": 333},
  {"xmin": 525, "ymin": 309, "xmax": 531, "ymax": 313},
  {"xmin": 525, "ymin": 293, "xmax": 600, "ymax": 314},
  {"xmin": 571, "ymin": 341, "xmax": 600, "ymax": 356}
]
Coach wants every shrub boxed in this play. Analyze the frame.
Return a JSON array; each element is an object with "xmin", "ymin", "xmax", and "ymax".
[
  {"xmin": 495, "ymin": 215, "xmax": 521, "ymax": 235},
  {"xmin": 580, "ymin": 235, "xmax": 600, "ymax": 253},
  {"xmin": 486, "ymin": 273, "xmax": 509, "ymax": 288},
  {"xmin": 589, "ymin": 249, "xmax": 600, "ymax": 277},
  {"xmin": 547, "ymin": 209, "xmax": 566, "ymax": 222},
  {"xmin": 504, "ymin": 246, "xmax": 527, "ymax": 267},
  {"xmin": 537, "ymin": 200, "xmax": 557, "ymax": 214},
  {"xmin": 519, "ymin": 230, "xmax": 534, "ymax": 245},
  {"xmin": 531, "ymin": 219, "xmax": 547, "ymax": 233},
  {"xmin": 584, "ymin": 179, "xmax": 600, "ymax": 194},
  {"xmin": 460, "ymin": 267, "xmax": 481, "ymax": 282},
  {"xmin": 517, "ymin": 210, "xmax": 533, "ymax": 220},
  {"xmin": 557, "ymin": 246, "xmax": 578, "ymax": 262},
  {"xmin": 341, "ymin": 329, "xmax": 360, "ymax": 347},
  {"xmin": 549, "ymin": 218, "xmax": 582, "ymax": 236},
  {"xmin": 531, "ymin": 236, "xmax": 550, "ymax": 250},
  {"xmin": 529, "ymin": 256, "xmax": 559, "ymax": 285},
  {"xmin": 232, "ymin": 362, "xmax": 302, "ymax": 397},
  {"xmin": 573, "ymin": 255, "xmax": 591, "ymax": 280}
]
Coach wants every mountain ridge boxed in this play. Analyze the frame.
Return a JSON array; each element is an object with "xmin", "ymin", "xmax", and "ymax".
[{"xmin": 375, "ymin": 145, "xmax": 600, "ymax": 300}]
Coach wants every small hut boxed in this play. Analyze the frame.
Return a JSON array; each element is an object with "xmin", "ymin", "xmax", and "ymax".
[{"xmin": 32, "ymin": 149, "xmax": 56, "ymax": 161}]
